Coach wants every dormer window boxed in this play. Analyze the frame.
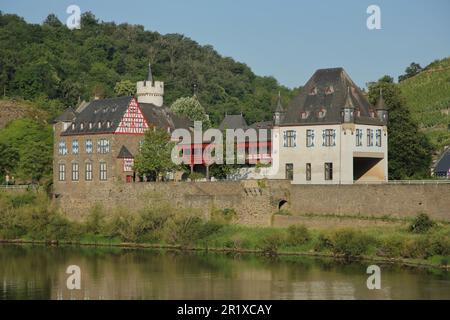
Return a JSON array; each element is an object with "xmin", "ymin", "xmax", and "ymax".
[
  {"xmin": 309, "ymin": 87, "xmax": 317, "ymax": 95},
  {"xmin": 317, "ymin": 108, "xmax": 326, "ymax": 118},
  {"xmin": 369, "ymin": 109, "xmax": 375, "ymax": 118},
  {"xmin": 89, "ymin": 122, "xmax": 93, "ymax": 129},
  {"xmin": 106, "ymin": 121, "xmax": 111, "ymax": 128},
  {"xmin": 98, "ymin": 122, "xmax": 102, "ymax": 129},
  {"xmin": 325, "ymin": 86, "xmax": 334, "ymax": 95},
  {"xmin": 80, "ymin": 123, "xmax": 84, "ymax": 130},
  {"xmin": 71, "ymin": 123, "xmax": 75, "ymax": 130},
  {"xmin": 355, "ymin": 109, "xmax": 361, "ymax": 117},
  {"xmin": 300, "ymin": 111, "xmax": 310, "ymax": 119}
]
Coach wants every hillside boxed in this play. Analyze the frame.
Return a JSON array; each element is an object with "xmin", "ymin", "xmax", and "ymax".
[
  {"xmin": 0, "ymin": 99, "xmax": 49, "ymax": 129},
  {"xmin": 0, "ymin": 12, "xmax": 299, "ymax": 126},
  {"xmin": 399, "ymin": 57, "xmax": 450, "ymax": 151}
]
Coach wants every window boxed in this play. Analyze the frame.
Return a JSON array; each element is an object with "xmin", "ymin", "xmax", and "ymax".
[
  {"xmin": 58, "ymin": 140, "xmax": 68, "ymax": 155},
  {"xmin": 306, "ymin": 129, "xmax": 315, "ymax": 147},
  {"xmin": 285, "ymin": 163, "xmax": 294, "ymax": 181},
  {"xmin": 58, "ymin": 164, "xmax": 66, "ymax": 181},
  {"xmin": 376, "ymin": 129, "xmax": 382, "ymax": 147},
  {"xmin": 309, "ymin": 87, "xmax": 317, "ymax": 95},
  {"xmin": 322, "ymin": 129, "xmax": 336, "ymax": 147},
  {"xmin": 317, "ymin": 109, "xmax": 326, "ymax": 118},
  {"xmin": 85, "ymin": 162, "xmax": 93, "ymax": 181},
  {"xmin": 324, "ymin": 162, "xmax": 333, "ymax": 181},
  {"xmin": 123, "ymin": 158, "xmax": 134, "ymax": 172},
  {"xmin": 306, "ymin": 163, "xmax": 311, "ymax": 181},
  {"xmin": 107, "ymin": 121, "xmax": 111, "ymax": 128},
  {"xmin": 356, "ymin": 129, "xmax": 363, "ymax": 147},
  {"xmin": 71, "ymin": 123, "xmax": 75, "ymax": 130},
  {"xmin": 367, "ymin": 129, "xmax": 374, "ymax": 146},
  {"xmin": 99, "ymin": 162, "xmax": 107, "ymax": 181},
  {"xmin": 89, "ymin": 122, "xmax": 93, "ymax": 129},
  {"xmin": 80, "ymin": 123, "xmax": 84, "ymax": 130},
  {"xmin": 98, "ymin": 122, "xmax": 102, "ymax": 129},
  {"xmin": 72, "ymin": 140, "xmax": 79, "ymax": 155},
  {"xmin": 85, "ymin": 139, "xmax": 93, "ymax": 154},
  {"xmin": 72, "ymin": 163, "xmax": 79, "ymax": 181},
  {"xmin": 283, "ymin": 130, "xmax": 296, "ymax": 147},
  {"xmin": 97, "ymin": 139, "xmax": 110, "ymax": 154}
]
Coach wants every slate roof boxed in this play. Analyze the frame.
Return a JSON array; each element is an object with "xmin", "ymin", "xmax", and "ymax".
[
  {"xmin": 434, "ymin": 149, "xmax": 450, "ymax": 174},
  {"xmin": 117, "ymin": 145, "xmax": 133, "ymax": 159},
  {"xmin": 59, "ymin": 96, "xmax": 192, "ymax": 136},
  {"xmin": 282, "ymin": 68, "xmax": 384, "ymax": 126},
  {"xmin": 219, "ymin": 114, "xmax": 248, "ymax": 130},
  {"xmin": 54, "ymin": 106, "xmax": 76, "ymax": 123}
]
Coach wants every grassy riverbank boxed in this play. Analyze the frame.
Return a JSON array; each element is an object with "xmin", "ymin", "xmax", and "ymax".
[{"xmin": 0, "ymin": 191, "xmax": 449, "ymax": 269}]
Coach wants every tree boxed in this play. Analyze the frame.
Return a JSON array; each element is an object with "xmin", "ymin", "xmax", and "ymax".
[
  {"xmin": 0, "ymin": 118, "xmax": 52, "ymax": 182},
  {"xmin": 133, "ymin": 128, "xmax": 178, "ymax": 180},
  {"xmin": 398, "ymin": 62, "xmax": 423, "ymax": 82},
  {"xmin": 368, "ymin": 76, "xmax": 432, "ymax": 179},
  {"xmin": 114, "ymin": 79, "xmax": 135, "ymax": 96},
  {"xmin": 170, "ymin": 96, "xmax": 211, "ymax": 127}
]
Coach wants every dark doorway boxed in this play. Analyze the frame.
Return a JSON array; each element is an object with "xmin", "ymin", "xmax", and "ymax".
[
  {"xmin": 278, "ymin": 200, "xmax": 288, "ymax": 210},
  {"xmin": 353, "ymin": 157, "xmax": 382, "ymax": 181}
]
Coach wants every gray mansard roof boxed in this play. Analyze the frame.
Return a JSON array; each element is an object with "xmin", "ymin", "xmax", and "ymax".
[
  {"xmin": 59, "ymin": 96, "xmax": 191, "ymax": 136},
  {"xmin": 219, "ymin": 114, "xmax": 248, "ymax": 130},
  {"xmin": 282, "ymin": 68, "xmax": 383, "ymax": 126}
]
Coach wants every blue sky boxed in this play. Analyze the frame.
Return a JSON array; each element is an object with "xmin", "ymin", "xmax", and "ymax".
[{"xmin": 1, "ymin": 0, "xmax": 449, "ymax": 88}]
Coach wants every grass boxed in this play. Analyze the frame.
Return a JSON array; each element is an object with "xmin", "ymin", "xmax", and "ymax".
[{"xmin": 0, "ymin": 191, "xmax": 449, "ymax": 269}]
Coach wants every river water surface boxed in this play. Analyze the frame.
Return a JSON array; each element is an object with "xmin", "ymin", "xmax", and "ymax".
[{"xmin": 0, "ymin": 244, "xmax": 449, "ymax": 300}]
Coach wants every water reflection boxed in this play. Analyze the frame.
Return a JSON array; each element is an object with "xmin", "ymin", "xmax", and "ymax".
[{"xmin": 0, "ymin": 245, "xmax": 449, "ymax": 300}]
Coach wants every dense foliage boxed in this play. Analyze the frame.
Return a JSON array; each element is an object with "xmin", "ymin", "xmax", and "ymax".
[
  {"xmin": 133, "ymin": 128, "xmax": 177, "ymax": 180},
  {"xmin": 368, "ymin": 76, "xmax": 433, "ymax": 179},
  {"xmin": 398, "ymin": 57, "xmax": 450, "ymax": 151},
  {"xmin": 0, "ymin": 118, "xmax": 52, "ymax": 182},
  {"xmin": 170, "ymin": 96, "xmax": 210, "ymax": 126},
  {"xmin": 0, "ymin": 11, "xmax": 298, "ymax": 125}
]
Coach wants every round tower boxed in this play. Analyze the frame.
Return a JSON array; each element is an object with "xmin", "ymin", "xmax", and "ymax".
[{"xmin": 136, "ymin": 63, "xmax": 164, "ymax": 106}]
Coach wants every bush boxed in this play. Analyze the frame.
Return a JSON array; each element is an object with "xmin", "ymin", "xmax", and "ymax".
[
  {"xmin": 189, "ymin": 172, "xmax": 205, "ymax": 181},
  {"xmin": 314, "ymin": 233, "xmax": 334, "ymax": 252},
  {"xmin": 84, "ymin": 206, "xmax": 105, "ymax": 235},
  {"xmin": 211, "ymin": 208, "xmax": 236, "ymax": 223},
  {"xmin": 409, "ymin": 213, "xmax": 435, "ymax": 233},
  {"xmin": 287, "ymin": 225, "xmax": 311, "ymax": 246},
  {"xmin": 107, "ymin": 212, "xmax": 140, "ymax": 242},
  {"xmin": 10, "ymin": 193, "xmax": 36, "ymax": 208},
  {"xmin": 164, "ymin": 215, "xmax": 205, "ymax": 245},
  {"xmin": 259, "ymin": 232, "xmax": 285, "ymax": 255},
  {"xmin": 136, "ymin": 208, "xmax": 172, "ymax": 242},
  {"xmin": 332, "ymin": 230, "xmax": 373, "ymax": 257}
]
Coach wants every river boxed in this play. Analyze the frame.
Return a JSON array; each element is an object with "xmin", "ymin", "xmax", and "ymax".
[{"xmin": 0, "ymin": 244, "xmax": 449, "ymax": 300}]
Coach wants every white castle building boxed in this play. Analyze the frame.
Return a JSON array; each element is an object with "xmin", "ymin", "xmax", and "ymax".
[{"xmin": 246, "ymin": 68, "xmax": 388, "ymax": 184}]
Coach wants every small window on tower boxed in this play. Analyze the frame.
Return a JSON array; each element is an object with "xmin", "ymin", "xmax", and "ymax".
[
  {"xmin": 325, "ymin": 86, "xmax": 334, "ymax": 95},
  {"xmin": 309, "ymin": 87, "xmax": 317, "ymax": 95}
]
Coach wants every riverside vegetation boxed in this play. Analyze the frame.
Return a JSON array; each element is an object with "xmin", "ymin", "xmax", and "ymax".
[{"xmin": 0, "ymin": 191, "xmax": 449, "ymax": 269}]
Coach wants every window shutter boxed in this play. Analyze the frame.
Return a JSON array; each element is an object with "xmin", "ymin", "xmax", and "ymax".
[
  {"xmin": 322, "ymin": 130, "xmax": 325, "ymax": 146},
  {"xmin": 332, "ymin": 129, "xmax": 336, "ymax": 146},
  {"xmin": 283, "ymin": 131, "xmax": 287, "ymax": 147},
  {"xmin": 311, "ymin": 130, "xmax": 315, "ymax": 147},
  {"xmin": 293, "ymin": 131, "xmax": 297, "ymax": 147}
]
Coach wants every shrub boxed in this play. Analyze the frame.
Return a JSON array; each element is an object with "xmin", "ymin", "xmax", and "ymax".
[
  {"xmin": 84, "ymin": 206, "xmax": 105, "ymax": 235},
  {"xmin": 136, "ymin": 208, "xmax": 172, "ymax": 242},
  {"xmin": 377, "ymin": 235, "xmax": 405, "ymax": 258},
  {"xmin": 211, "ymin": 208, "xmax": 236, "ymax": 223},
  {"xmin": 164, "ymin": 215, "xmax": 205, "ymax": 245},
  {"xmin": 259, "ymin": 232, "xmax": 285, "ymax": 255},
  {"xmin": 189, "ymin": 172, "xmax": 205, "ymax": 181},
  {"xmin": 107, "ymin": 212, "xmax": 140, "ymax": 242},
  {"xmin": 332, "ymin": 230, "xmax": 373, "ymax": 257},
  {"xmin": 10, "ymin": 192, "xmax": 36, "ymax": 208},
  {"xmin": 287, "ymin": 224, "xmax": 311, "ymax": 246},
  {"xmin": 277, "ymin": 209, "xmax": 291, "ymax": 216},
  {"xmin": 314, "ymin": 233, "xmax": 334, "ymax": 252},
  {"xmin": 409, "ymin": 213, "xmax": 435, "ymax": 233}
]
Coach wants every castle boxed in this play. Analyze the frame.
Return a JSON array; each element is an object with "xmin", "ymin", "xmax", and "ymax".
[{"xmin": 53, "ymin": 66, "xmax": 388, "ymax": 198}]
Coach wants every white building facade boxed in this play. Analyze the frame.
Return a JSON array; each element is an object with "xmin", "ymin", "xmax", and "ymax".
[{"xmin": 265, "ymin": 68, "xmax": 388, "ymax": 184}]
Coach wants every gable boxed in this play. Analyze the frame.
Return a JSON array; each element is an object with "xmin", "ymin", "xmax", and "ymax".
[{"xmin": 115, "ymin": 98, "xmax": 150, "ymax": 134}]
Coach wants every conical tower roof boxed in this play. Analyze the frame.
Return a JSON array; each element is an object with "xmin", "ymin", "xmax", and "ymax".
[
  {"xmin": 275, "ymin": 92, "xmax": 284, "ymax": 113},
  {"xmin": 343, "ymin": 86, "xmax": 356, "ymax": 109},
  {"xmin": 375, "ymin": 88, "xmax": 387, "ymax": 110}
]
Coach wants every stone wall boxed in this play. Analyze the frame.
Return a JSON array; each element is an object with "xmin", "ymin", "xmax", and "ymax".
[{"xmin": 55, "ymin": 180, "xmax": 450, "ymax": 226}]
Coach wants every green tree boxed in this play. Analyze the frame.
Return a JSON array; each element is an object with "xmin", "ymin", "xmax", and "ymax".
[
  {"xmin": 398, "ymin": 62, "xmax": 423, "ymax": 82},
  {"xmin": 134, "ymin": 128, "xmax": 178, "ymax": 180},
  {"xmin": 0, "ymin": 118, "xmax": 52, "ymax": 182},
  {"xmin": 368, "ymin": 76, "xmax": 432, "ymax": 179},
  {"xmin": 114, "ymin": 79, "xmax": 135, "ymax": 96},
  {"xmin": 170, "ymin": 96, "xmax": 211, "ymax": 127}
]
